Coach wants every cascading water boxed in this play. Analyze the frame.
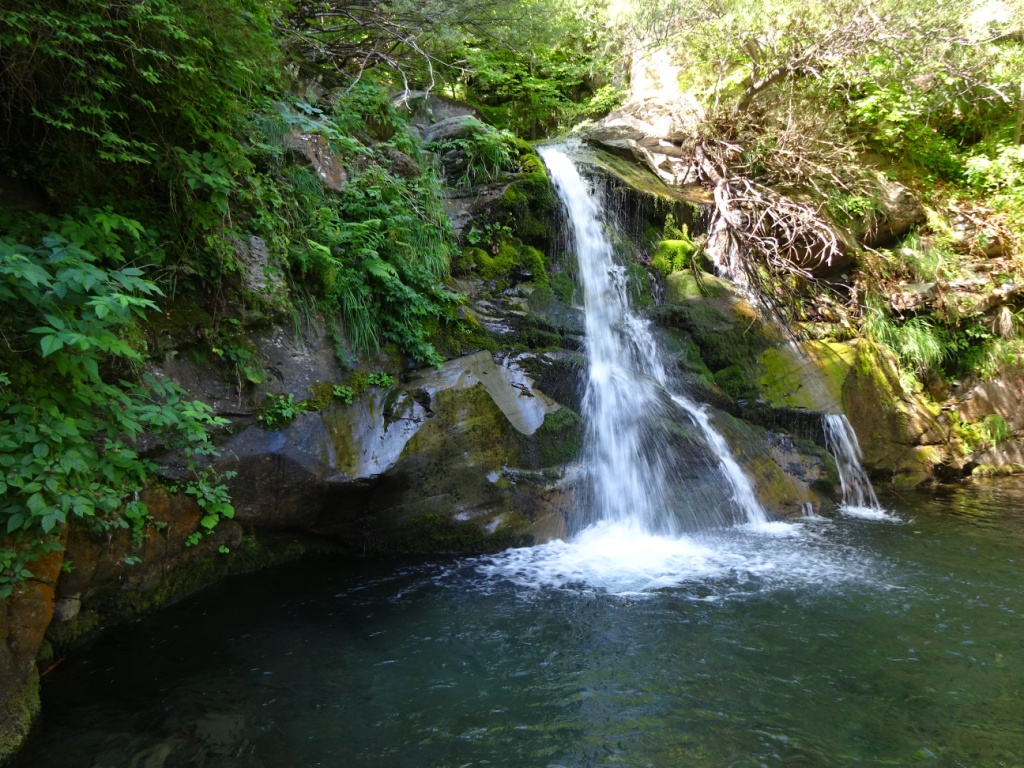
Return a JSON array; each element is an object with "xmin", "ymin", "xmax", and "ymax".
[
  {"xmin": 539, "ymin": 146, "xmax": 768, "ymax": 533},
  {"xmin": 710, "ymin": 259, "xmax": 886, "ymax": 514},
  {"xmin": 775, "ymin": 339, "xmax": 886, "ymax": 514},
  {"xmin": 823, "ymin": 413, "xmax": 882, "ymax": 514}
]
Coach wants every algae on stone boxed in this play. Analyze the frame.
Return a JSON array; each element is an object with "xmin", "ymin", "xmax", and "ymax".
[
  {"xmin": 756, "ymin": 341, "xmax": 856, "ymax": 411},
  {"xmin": 0, "ymin": 670, "xmax": 40, "ymax": 765}
]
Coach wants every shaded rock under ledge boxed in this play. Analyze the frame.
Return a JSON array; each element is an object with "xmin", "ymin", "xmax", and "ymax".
[{"xmin": 150, "ymin": 350, "xmax": 582, "ymax": 544}]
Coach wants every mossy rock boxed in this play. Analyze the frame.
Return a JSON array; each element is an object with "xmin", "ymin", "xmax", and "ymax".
[
  {"xmin": 513, "ymin": 406, "xmax": 584, "ymax": 468},
  {"xmin": 550, "ymin": 271, "xmax": 576, "ymax": 304},
  {"xmin": 491, "ymin": 149, "xmax": 556, "ymax": 248},
  {"xmin": 0, "ymin": 669, "xmax": 40, "ymax": 765},
  {"xmin": 713, "ymin": 365, "xmax": 752, "ymax": 399},
  {"xmin": 516, "ymin": 314, "xmax": 565, "ymax": 350},
  {"xmin": 652, "ymin": 238, "xmax": 696, "ymax": 276},
  {"xmin": 453, "ymin": 246, "xmax": 484, "ymax": 276},
  {"xmin": 428, "ymin": 312, "xmax": 499, "ymax": 359},
  {"xmin": 842, "ymin": 341, "xmax": 951, "ymax": 485},
  {"xmin": 474, "ymin": 239, "xmax": 549, "ymax": 287},
  {"xmin": 757, "ymin": 341, "xmax": 856, "ymax": 411},
  {"xmin": 665, "ymin": 270, "xmax": 731, "ymax": 302},
  {"xmin": 650, "ymin": 301, "xmax": 771, "ymax": 398},
  {"xmin": 335, "ymin": 383, "xmax": 570, "ymax": 553},
  {"xmin": 714, "ymin": 411, "xmax": 838, "ymax": 516}
]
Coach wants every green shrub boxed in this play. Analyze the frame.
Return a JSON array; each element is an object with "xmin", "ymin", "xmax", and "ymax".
[
  {"xmin": 368, "ymin": 372, "xmax": 395, "ymax": 388},
  {"xmin": 257, "ymin": 393, "xmax": 308, "ymax": 429},
  {"xmin": 0, "ymin": 212, "xmax": 230, "ymax": 594}
]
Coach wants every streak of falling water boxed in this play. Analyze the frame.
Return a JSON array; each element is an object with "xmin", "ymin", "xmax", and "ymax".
[
  {"xmin": 823, "ymin": 413, "xmax": 882, "ymax": 512},
  {"xmin": 540, "ymin": 146, "xmax": 768, "ymax": 532}
]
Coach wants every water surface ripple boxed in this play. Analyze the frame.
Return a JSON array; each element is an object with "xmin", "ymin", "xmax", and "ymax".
[{"xmin": 18, "ymin": 481, "xmax": 1024, "ymax": 768}]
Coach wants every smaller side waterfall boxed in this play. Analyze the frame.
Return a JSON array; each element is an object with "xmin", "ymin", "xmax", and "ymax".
[
  {"xmin": 823, "ymin": 414, "xmax": 881, "ymax": 511},
  {"xmin": 669, "ymin": 394, "xmax": 768, "ymax": 526}
]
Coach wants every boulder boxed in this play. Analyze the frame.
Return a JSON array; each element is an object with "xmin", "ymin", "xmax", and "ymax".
[
  {"xmin": 150, "ymin": 350, "xmax": 580, "ymax": 547},
  {"xmin": 393, "ymin": 90, "xmax": 478, "ymax": 128},
  {"xmin": 420, "ymin": 115, "xmax": 479, "ymax": 144},
  {"xmin": 845, "ymin": 172, "xmax": 926, "ymax": 250},
  {"xmin": 286, "ymin": 132, "xmax": 349, "ymax": 192}
]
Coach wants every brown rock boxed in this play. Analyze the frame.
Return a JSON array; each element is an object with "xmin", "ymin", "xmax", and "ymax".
[
  {"xmin": 383, "ymin": 147, "xmax": 421, "ymax": 178},
  {"xmin": 286, "ymin": 132, "xmax": 349, "ymax": 192},
  {"xmin": 1, "ymin": 545, "xmax": 64, "ymax": 760}
]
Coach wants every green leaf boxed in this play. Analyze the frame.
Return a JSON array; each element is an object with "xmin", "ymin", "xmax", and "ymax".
[{"xmin": 40, "ymin": 334, "xmax": 64, "ymax": 357}]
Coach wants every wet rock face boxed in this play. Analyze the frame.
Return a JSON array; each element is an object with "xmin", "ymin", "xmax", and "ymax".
[
  {"xmin": 316, "ymin": 381, "xmax": 577, "ymax": 552},
  {"xmin": 647, "ymin": 269, "xmax": 965, "ymax": 489},
  {"xmin": 147, "ymin": 350, "xmax": 582, "ymax": 543}
]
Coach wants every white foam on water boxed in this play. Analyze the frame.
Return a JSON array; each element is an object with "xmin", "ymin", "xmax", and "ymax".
[
  {"xmin": 839, "ymin": 504, "xmax": 901, "ymax": 522},
  {"xmin": 472, "ymin": 519, "xmax": 885, "ymax": 597},
  {"xmin": 742, "ymin": 520, "xmax": 804, "ymax": 537}
]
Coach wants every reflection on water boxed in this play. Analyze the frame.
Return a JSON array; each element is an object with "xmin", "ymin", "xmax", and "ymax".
[{"xmin": 16, "ymin": 479, "xmax": 1024, "ymax": 768}]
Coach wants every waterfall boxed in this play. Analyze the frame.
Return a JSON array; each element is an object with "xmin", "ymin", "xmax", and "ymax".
[
  {"xmin": 823, "ymin": 414, "xmax": 881, "ymax": 512},
  {"xmin": 711, "ymin": 255, "xmax": 885, "ymax": 514},
  {"xmin": 540, "ymin": 146, "xmax": 767, "ymax": 533}
]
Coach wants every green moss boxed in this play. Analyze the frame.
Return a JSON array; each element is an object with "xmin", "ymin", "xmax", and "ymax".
[
  {"xmin": 348, "ymin": 370, "xmax": 370, "ymax": 398},
  {"xmin": 627, "ymin": 262, "xmax": 655, "ymax": 309},
  {"xmin": 651, "ymin": 238, "xmax": 696, "ymax": 277},
  {"xmin": 0, "ymin": 669, "xmax": 40, "ymax": 764},
  {"xmin": 306, "ymin": 381, "xmax": 337, "ymax": 410},
  {"xmin": 453, "ymin": 246, "xmax": 483, "ymax": 276},
  {"xmin": 491, "ymin": 150, "xmax": 555, "ymax": 247},
  {"xmin": 514, "ymin": 406, "xmax": 584, "ymax": 468},
  {"xmin": 401, "ymin": 383, "xmax": 511, "ymax": 466},
  {"xmin": 756, "ymin": 342, "xmax": 857, "ymax": 411},
  {"xmin": 651, "ymin": 301, "xmax": 771, "ymax": 398},
  {"xmin": 757, "ymin": 348, "xmax": 820, "ymax": 410},
  {"xmin": 44, "ymin": 608, "xmax": 102, "ymax": 654},
  {"xmin": 518, "ymin": 315, "xmax": 563, "ymax": 350},
  {"xmin": 665, "ymin": 270, "xmax": 731, "ymax": 302},
  {"xmin": 551, "ymin": 272, "xmax": 576, "ymax": 304},
  {"xmin": 713, "ymin": 365, "xmax": 755, "ymax": 398},
  {"xmin": 429, "ymin": 313, "xmax": 499, "ymax": 358},
  {"xmin": 667, "ymin": 270, "xmax": 701, "ymax": 299},
  {"xmin": 474, "ymin": 239, "xmax": 549, "ymax": 287}
]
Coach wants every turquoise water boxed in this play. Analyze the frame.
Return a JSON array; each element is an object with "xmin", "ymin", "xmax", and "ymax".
[{"xmin": 17, "ymin": 480, "xmax": 1024, "ymax": 767}]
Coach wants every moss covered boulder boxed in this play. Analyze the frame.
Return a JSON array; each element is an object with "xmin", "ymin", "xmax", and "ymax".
[
  {"xmin": 314, "ymin": 378, "xmax": 579, "ymax": 552},
  {"xmin": 841, "ymin": 340, "xmax": 955, "ymax": 487}
]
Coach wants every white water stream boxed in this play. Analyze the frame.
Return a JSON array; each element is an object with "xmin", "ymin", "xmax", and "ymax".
[
  {"xmin": 823, "ymin": 413, "xmax": 888, "ymax": 517},
  {"xmin": 540, "ymin": 146, "xmax": 768, "ymax": 532}
]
